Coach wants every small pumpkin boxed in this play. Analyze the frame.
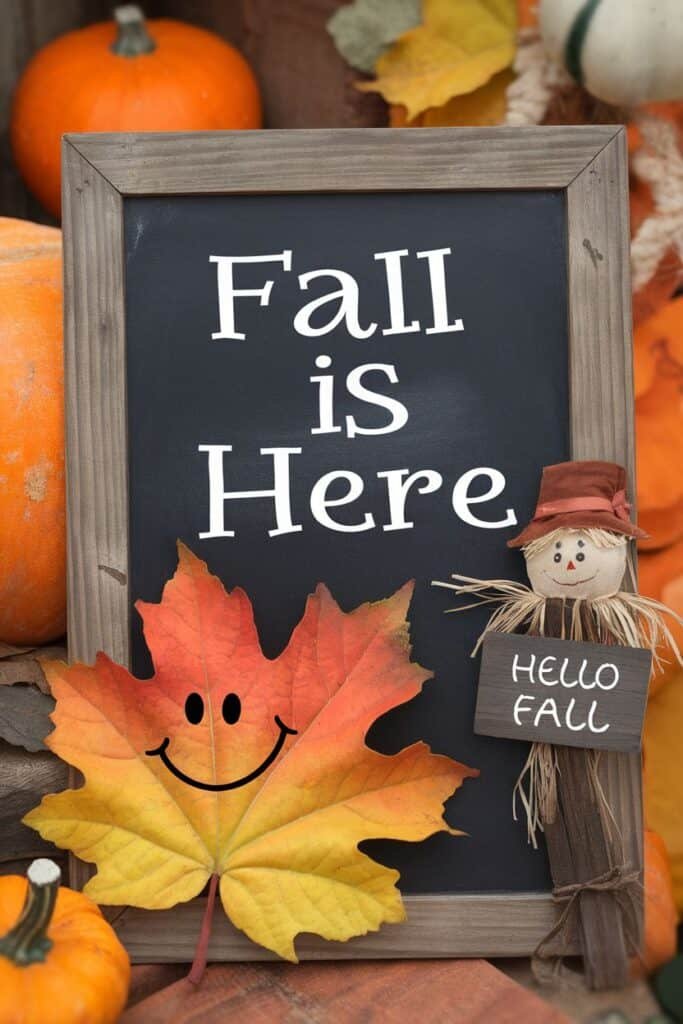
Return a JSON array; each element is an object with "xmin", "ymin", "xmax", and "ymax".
[
  {"xmin": 635, "ymin": 829, "xmax": 679, "ymax": 976},
  {"xmin": 0, "ymin": 217, "xmax": 65, "ymax": 646},
  {"xmin": 0, "ymin": 859, "xmax": 130, "ymax": 1024},
  {"xmin": 540, "ymin": 0, "xmax": 683, "ymax": 107},
  {"xmin": 11, "ymin": 5, "xmax": 261, "ymax": 218}
]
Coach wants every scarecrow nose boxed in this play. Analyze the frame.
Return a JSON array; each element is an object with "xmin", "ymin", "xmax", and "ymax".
[{"xmin": 567, "ymin": 560, "xmax": 576, "ymax": 571}]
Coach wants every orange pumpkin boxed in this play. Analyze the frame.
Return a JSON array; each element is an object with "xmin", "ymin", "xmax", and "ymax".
[
  {"xmin": 10, "ymin": 5, "xmax": 261, "ymax": 218},
  {"xmin": 633, "ymin": 829, "xmax": 679, "ymax": 976},
  {"xmin": 0, "ymin": 859, "xmax": 130, "ymax": 1024},
  {"xmin": 0, "ymin": 217, "xmax": 65, "ymax": 646}
]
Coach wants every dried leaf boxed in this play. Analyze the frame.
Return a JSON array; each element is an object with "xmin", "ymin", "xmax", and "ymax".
[
  {"xmin": 359, "ymin": 0, "xmax": 516, "ymax": 121},
  {"xmin": 644, "ymin": 668, "xmax": 683, "ymax": 914},
  {"xmin": 390, "ymin": 68, "xmax": 514, "ymax": 126},
  {"xmin": 327, "ymin": 0, "xmax": 421, "ymax": 74},
  {"xmin": 26, "ymin": 544, "xmax": 476, "ymax": 961},
  {"xmin": 0, "ymin": 684, "xmax": 55, "ymax": 751},
  {"xmin": 0, "ymin": 645, "xmax": 64, "ymax": 694},
  {"xmin": 638, "ymin": 542, "xmax": 683, "ymax": 693},
  {"xmin": 0, "ymin": 642, "xmax": 36, "ymax": 659}
]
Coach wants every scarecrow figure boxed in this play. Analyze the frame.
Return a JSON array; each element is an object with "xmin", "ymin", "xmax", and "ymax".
[{"xmin": 435, "ymin": 461, "xmax": 683, "ymax": 990}]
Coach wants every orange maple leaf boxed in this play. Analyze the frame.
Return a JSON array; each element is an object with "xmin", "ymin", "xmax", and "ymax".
[{"xmin": 26, "ymin": 544, "xmax": 476, "ymax": 961}]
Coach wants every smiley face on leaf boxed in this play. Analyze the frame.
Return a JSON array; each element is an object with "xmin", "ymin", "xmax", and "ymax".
[{"xmin": 26, "ymin": 543, "xmax": 476, "ymax": 961}]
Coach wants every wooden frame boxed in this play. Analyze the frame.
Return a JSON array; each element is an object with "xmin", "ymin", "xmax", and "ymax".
[{"xmin": 62, "ymin": 126, "xmax": 640, "ymax": 962}]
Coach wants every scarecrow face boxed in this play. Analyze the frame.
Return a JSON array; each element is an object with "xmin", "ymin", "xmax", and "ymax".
[{"xmin": 524, "ymin": 528, "xmax": 627, "ymax": 599}]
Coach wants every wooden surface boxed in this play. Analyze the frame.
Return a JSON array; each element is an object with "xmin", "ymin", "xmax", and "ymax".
[
  {"xmin": 0, "ymin": 646, "xmax": 69, "ymax": 878},
  {"xmin": 121, "ymin": 960, "xmax": 571, "ymax": 1024},
  {"xmin": 62, "ymin": 140, "xmax": 129, "ymax": 674},
  {"xmin": 565, "ymin": 127, "xmax": 644, "ymax": 970},
  {"xmin": 121, "ymin": 960, "xmax": 664, "ymax": 1023},
  {"xmin": 112, "ymin": 892, "xmax": 579, "ymax": 963},
  {"xmin": 0, "ymin": 740, "xmax": 68, "ymax": 876},
  {"xmin": 61, "ymin": 140, "xmax": 129, "ymax": 892},
  {"xmin": 545, "ymin": 747, "xmax": 631, "ymax": 990},
  {"xmin": 60, "ymin": 126, "xmax": 641, "ymax": 961},
  {"xmin": 476, "ymin": 632, "xmax": 651, "ymax": 752},
  {"xmin": 64, "ymin": 125, "xmax": 619, "ymax": 194}
]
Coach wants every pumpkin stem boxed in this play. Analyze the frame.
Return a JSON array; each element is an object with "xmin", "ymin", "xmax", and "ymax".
[
  {"xmin": 188, "ymin": 873, "xmax": 219, "ymax": 986},
  {"xmin": 111, "ymin": 5, "xmax": 156, "ymax": 57},
  {"xmin": 0, "ymin": 859, "xmax": 60, "ymax": 966}
]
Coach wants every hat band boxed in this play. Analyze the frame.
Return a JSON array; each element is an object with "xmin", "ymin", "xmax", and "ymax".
[{"xmin": 533, "ymin": 489, "xmax": 631, "ymax": 523}]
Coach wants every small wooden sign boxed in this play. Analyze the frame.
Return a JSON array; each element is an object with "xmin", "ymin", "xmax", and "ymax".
[{"xmin": 475, "ymin": 632, "xmax": 651, "ymax": 753}]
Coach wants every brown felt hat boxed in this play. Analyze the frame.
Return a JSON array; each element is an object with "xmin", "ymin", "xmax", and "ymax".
[{"xmin": 507, "ymin": 460, "xmax": 648, "ymax": 548}]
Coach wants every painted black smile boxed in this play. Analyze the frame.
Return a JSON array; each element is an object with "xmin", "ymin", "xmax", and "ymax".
[
  {"xmin": 545, "ymin": 571, "xmax": 598, "ymax": 588},
  {"xmin": 145, "ymin": 715, "xmax": 297, "ymax": 792}
]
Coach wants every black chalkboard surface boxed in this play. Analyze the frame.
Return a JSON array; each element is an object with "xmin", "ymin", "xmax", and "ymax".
[{"xmin": 123, "ymin": 189, "xmax": 569, "ymax": 898}]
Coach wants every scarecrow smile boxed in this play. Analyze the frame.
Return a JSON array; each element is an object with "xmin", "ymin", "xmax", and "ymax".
[
  {"xmin": 145, "ymin": 715, "xmax": 297, "ymax": 791},
  {"xmin": 544, "ymin": 571, "xmax": 598, "ymax": 588}
]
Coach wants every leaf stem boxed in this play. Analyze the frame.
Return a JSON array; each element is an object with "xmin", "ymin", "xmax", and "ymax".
[{"xmin": 188, "ymin": 874, "xmax": 218, "ymax": 986}]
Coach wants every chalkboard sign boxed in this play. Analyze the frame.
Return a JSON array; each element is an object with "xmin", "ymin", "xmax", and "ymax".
[{"xmin": 62, "ymin": 127, "xmax": 639, "ymax": 962}]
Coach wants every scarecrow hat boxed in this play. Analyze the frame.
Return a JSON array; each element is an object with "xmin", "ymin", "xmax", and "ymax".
[{"xmin": 507, "ymin": 460, "xmax": 648, "ymax": 548}]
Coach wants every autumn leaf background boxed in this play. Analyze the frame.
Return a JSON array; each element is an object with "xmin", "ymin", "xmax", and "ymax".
[
  {"xmin": 346, "ymin": 0, "xmax": 517, "ymax": 126},
  {"xmin": 26, "ymin": 544, "xmax": 476, "ymax": 961}
]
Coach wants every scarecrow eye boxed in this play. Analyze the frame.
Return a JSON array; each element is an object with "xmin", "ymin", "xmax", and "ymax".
[
  {"xmin": 185, "ymin": 693, "xmax": 204, "ymax": 725},
  {"xmin": 222, "ymin": 693, "xmax": 242, "ymax": 725},
  {"xmin": 576, "ymin": 552, "xmax": 586, "ymax": 562},
  {"xmin": 555, "ymin": 541, "xmax": 561, "ymax": 549},
  {"xmin": 553, "ymin": 552, "xmax": 562, "ymax": 563},
  {"xmin": 578, "ymin": 540, "xmax": 585, "ymax": 547}
]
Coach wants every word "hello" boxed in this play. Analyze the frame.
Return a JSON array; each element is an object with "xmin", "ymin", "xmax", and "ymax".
[
  {"xmin": 511, "ymin": 652, "xmax": 618, "ymax": 735},
  {"xmin": 512, "ymin": 654, "xmax": 619, "ymax": 691}
]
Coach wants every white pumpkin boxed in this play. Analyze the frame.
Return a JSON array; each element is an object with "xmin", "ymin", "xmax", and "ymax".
[{"xmin": 540, "ymin": 0, "xmax": 683, "ymax": 106}]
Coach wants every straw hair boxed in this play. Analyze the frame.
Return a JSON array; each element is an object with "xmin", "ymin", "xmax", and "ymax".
[{"xmin": 433, "ymin": 575, "xmax": 681, "ymax": 673}]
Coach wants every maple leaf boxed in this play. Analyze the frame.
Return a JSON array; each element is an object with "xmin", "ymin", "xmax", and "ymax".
[
  {"xmin": 389, "ymin": 69, "xmax": 514, "ymax": 127},
  {"xmin": 358, "ymin": 0, "xmax": 517, "ymax": 122},
  {"xmin": 25, "ymin": 544, "xmax": 476, "ymax": 961},
  {"xmin": 327, "ymin": 0, "xmax": 421, "ymax": 74}
]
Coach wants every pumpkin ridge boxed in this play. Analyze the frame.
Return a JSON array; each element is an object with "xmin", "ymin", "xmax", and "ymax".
[{"xmin": 564, "ymin": 0, "xmax": 602, "ymax": 85}]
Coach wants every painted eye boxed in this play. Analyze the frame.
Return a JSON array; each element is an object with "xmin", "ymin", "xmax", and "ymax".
[
  {"xmin": 555, "ymin": 541, "xmax": 561, "ymax": 549},
  {"xmin": 576, "ymin": 552, "xmax": 586, "ymax": 562},
  {"xmin": 577, "ymin": 539, "xmax": 585, "ymax": 548},
  {"xmin": 222, "ymin": 693, "xmax": 241, "ymax": 725},
  {"xmin": 185, "ymin": 692, "xmax": 204, "ymax": 725},
  {"xmin": 553, "ymin": 552, "xmax": 562, "ymax": 563}
]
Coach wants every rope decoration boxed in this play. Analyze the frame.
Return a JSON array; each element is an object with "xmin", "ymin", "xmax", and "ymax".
[
  {"xmin": 631, "ymin": 113, "xmax": 683, "ymax": 292},
  {"xmin": 505, "ymin": 29, "xmax": 570, "ymax": 127},
  {"xmin": 532, "ymin": 866, "xmax": 642, "ymax": 987}
]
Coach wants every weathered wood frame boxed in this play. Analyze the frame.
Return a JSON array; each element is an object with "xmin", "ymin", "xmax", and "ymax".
[{"xmin": 62, "ymin": 126, "xmax": 639, "ymax": 962}]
